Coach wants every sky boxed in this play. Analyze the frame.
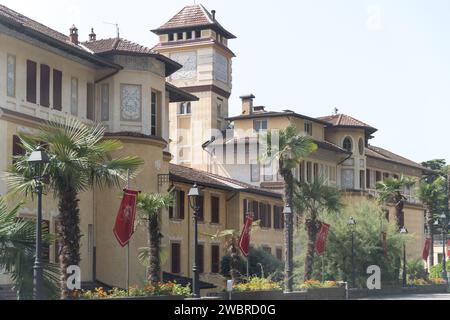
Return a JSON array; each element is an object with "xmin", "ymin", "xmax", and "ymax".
[{"xmin": 2, "ymin": 0, "xmax": 450, "ymax": 164}]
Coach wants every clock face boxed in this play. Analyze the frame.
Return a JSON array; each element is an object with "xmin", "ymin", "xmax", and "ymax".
[
  {"xmin": 121, "ymin": 84, "xmax": 142, "ymax": 122},
  {"xmin": 171, "ymin": 51, "xmax": 197, "ymax": 80}
]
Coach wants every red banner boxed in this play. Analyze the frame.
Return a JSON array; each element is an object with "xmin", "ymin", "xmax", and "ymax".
[
  {"xmin": 239, "ymin": 213, "xmax": 254, "ymax": 257},
  {"xmin": 315, "ymin": 223, "xmax": 331, "ymax": 256},
  {"xmin": 447, "ymin": 239, "xmax": 450, "ymax": 257},
  {"xmin": 113, "ymin": 189, "xmax": 139, "ymax": 247},
  {"xmin": 381, "ymin": 232, "xmax": 388, "ymax": 258},
  {"xmin": 422, "ymin": 238, "xmax": 432, "ymax": 261}
]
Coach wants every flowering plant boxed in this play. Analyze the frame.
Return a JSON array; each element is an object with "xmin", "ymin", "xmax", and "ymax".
[
  {"xmin": 233, "ymin": 277, "xmax": 282, "ymax": 292},
  {"xmin": 299, "ymin": 280, "xmax": 340, "ymax": 289}
]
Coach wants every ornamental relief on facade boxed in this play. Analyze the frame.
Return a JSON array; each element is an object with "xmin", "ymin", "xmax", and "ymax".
[
  {"xmin": 170, "ymin": 51, "xmax": 197, "ymax": 80},
  {"xmin": 120, "ymin": 84, "xmax": 142, "ymax": 122}
]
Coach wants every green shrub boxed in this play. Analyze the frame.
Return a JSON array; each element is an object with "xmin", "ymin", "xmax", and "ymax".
[
  {"xmin": 429, "ymin": 263, "xmax": 450, "ymax": 279},
  {"xmin": 233, "ymin": 277, "xmax": 282, "ymax": 292}
]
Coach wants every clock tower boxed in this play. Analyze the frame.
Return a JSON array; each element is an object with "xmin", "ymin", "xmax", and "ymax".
[{"xmin": 152, "ymin": 4, "xmax": 236, "ymax": 170}]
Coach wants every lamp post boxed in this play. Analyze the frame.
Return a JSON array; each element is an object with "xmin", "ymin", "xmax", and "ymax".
[
  {"xmin": 27, "ymin": 146, "xmax": 49, "ymax": 300},
  {"xmin": 188, "ymin": 184, "xmax": 203, "ymax": 299},
  {"xmin": 400, "ymin": 226, "xmax": 408, "ymax": 287},
  {"xmin": 435, "ymin": 214, "xmax": 449, "ymax": 284},
  {"xmin": 283, "ymin": 205, "xmax": 293, "ymax": 293},
  {"xmin": 347, "ymin": 217, "xmax": 357, "ymax": 288}
]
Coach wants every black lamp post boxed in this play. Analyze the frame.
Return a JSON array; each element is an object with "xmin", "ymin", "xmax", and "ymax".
[
  {"xmin": 435, "ymin": 214, "xmax": 449, "ymax": 284},
  {"xmin": 283, "ymin": 205, "xmax": 293, "ymax": 293},
  {"xmin": 400, "ymin": 226, "xmax": 408, "ymax": 287},
  {"xmin": 27, "ymin": 146, "xmax": 49, "ymax": 300},
  {"xmin": 188, "ymin": 184, "xmax": 203, "ymax": 299},
  {"xmin": 347, "ymin": 217, "xmax": 356, "ymax": 288}
]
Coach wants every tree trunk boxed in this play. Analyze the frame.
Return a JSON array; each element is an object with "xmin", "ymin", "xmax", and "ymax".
[
  {"xmin": 147, "ymin": 214, "xmax": 161, "ymax": 285},
  {"xmin": 304, "ymin": 217, "xmax": 319, "ymax": 281},
  {"xmin": 426, "ymin": 206, "xmax": 435, "ymax": 267},
  {"xmin": 57, "ymin": 186, "xmax": 81, "ymax": 300},
  {"xmin": 282, "ymin": 168, "xmax": 294, "ymax": 292},
  {"xmin": 229, "ymin": 241, "xmax": 240, "ymax": 282}
]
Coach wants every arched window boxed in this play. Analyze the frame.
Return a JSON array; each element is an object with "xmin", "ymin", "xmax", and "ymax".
[
  {"xmin": 343, "ymin": 137, "xmax": 353, "ymax": 153},
  {"xmin": 358, "ymin": 138, "xmax": 365, "ymax": 156},
  {"xmin": 179, "ymin": 102, "xmax": 191, "ymax": 115}
]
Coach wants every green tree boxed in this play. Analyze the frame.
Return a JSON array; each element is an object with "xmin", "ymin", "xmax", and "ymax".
[
  {"xmin": 260, "ymin": 124, "xmax": 317, "ymax": 291},
  {"xmin": 294, "ymin": 200, "xmax": 407, "ymax": 288},
  {"xmin": 0, "ymin": 198, "xmax": 59, "ymax": 300},
  {"xmin": 293, "ymin": 178, "xmax": 342, "ymax": 281},
  {"xmin": 5, "ymin": 118, "xmax": 142, "ymax": 298},
  {"xmin": 421, "ymin": 159, "xmax": 449, "ymax": 217},
  {"xmin": 417, "ymin": 177, "xmax": 446, "ymax": 266},
  {"xmin": 137, "ymin": 192, "xmax": 173, "ymax": 285}
]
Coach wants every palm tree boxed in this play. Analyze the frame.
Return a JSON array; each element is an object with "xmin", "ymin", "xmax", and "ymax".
[
  {"xmin": 260, "ymin": 124, "xmax": 317, "ymax": 292},
  {"xmin": 137, "ymin": 192, "xmax": 173, "ymax": 285},
  {"xmin": 376, "ymin": 175, "xmax": 416, "ymax": 230},
  {"xmin": 0, "ymin": 198, "xmax": 59, "ymax": 299},
  {"xmin": 294, "ymin": 178, "xmax": 342, "ymax": 281},
  {"xmin": 417, "ymin": 177, "xmax": 446, "ymax": 267},
  {"xmin": 5, "ymin": 118, "xmax": 142, "ymax": 299}
]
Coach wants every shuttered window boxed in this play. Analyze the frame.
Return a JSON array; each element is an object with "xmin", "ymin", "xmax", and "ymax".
[
  {"xmin": 171, "ymin": 243, "xmax": 181, "ymax": 274},
  {"xmin": 169, "ymin": 190, "xmax": 185, "ymax": 220},
  {"xmin": 197, "ymin": 244, "xmax": 204, "ymax": 274},
  {"xmin": 53, "ymin": 70, "xmax": 62, "ymax": 111},
  {"xmin": 211, "ymin": 196, "xmax": 220, "ymax": 224},
  {"xmin": 274, "ymin": 206, "xmax": 285, "ymax": 230},
  {"xmin": 197, "ymin": 196, "xmax": 205, "ymax": 222},
  {"xmin": 211, "ymin": 245, "xmax": 220, "ymax": 274},
  {"xmin": 26, "ymin": 60, "xmax": 37, "ymax": 103},
  {"xmin": 86, "ymin": 83, "xmax": 95, "ymax": 121},
  {"xmin": 12, "ymin": 135, "xmax": 25, "ymax": 157},
  {"xmin": 40, "ymin": 64, "xmax": 50, "ymax": 107}
]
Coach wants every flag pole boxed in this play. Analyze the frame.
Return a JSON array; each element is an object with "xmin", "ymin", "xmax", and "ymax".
[{"xmin": 126, "ymin": 170, "xmax": 130, "ymax": 295}]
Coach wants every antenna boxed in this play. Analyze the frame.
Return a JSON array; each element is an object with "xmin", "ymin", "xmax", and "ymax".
[{"xmin": 104, "ymin": 21, "xmax": 120, "ymax": 39}]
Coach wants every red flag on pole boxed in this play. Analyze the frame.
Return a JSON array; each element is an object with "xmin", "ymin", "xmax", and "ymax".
[
  {"xmin": 113, "ymin": 189, "xmax": 139, "ymax": 247},
  {"xmin": 422, "ymin": 238, "xmax": 432, "ymax": 261},
  {"xmin": 239, "ymin": 213, "xmax": 254, "ymax": 257},
  {"xmin": 447, "ymin": 239, "xmax": 450, "ymax": 257},
  {"xmin": 315, "ymin": 223, "xmax": 331, "ymax": 256},
  {"xmin": 381, "ymin": 232, "xmax": 388, "ymax": 258}
]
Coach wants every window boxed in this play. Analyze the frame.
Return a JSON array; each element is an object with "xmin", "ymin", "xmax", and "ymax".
[
  {"xmin": 264, "ymin": 161, "xmax": 274, "ymax": 182},
  {"xmin": 360, "ymin": 170, "xmax": 365, "ymax": 190},
  {"xmin": 262, "ymin": 246, "xmax": 272, "ymax": 255},
  {"xmin": 274, "ymin": 206, "xmax": 284, "ymax": 230},
  {"xmin": 306, "ymin": 162, "xmax": 312, "ymax": 183},
  {"xmin": 211, "ymin": 245, "xmax": 220, "ymax": 274},
  {"xmin": 168, "ymin": 33, "xmax": 174, "ymax": 41},
  {"xmin": 171, "ymin": 243, "xmax": 181, "ymax": 274},
  {"xmin": 251, "ymin": 164, "xmax": 260, "ymax": 182},
  {"xmin": 12, "ymin": 135, "xmax": 25, "ymax": 158},
  {"xmin": 151, "ymin": 91, "xmax": 158, "ymax": 136},
  {"xmin": 179, "ymin": 102, "xmax": 191, "ymax": 115},
  {"xmin": 376, "ymin": 171, "xmax": 382, "ymax": 182},
  {"xmin": 86, "ymin": 83, "xmax": 95, "ymax": 121},
  {"xmin": 26, "ymin": 60, "xmax": 37, "ymax": 103},
  {"xmin": 101, "ymin": 84, "xmax": 109, "ymax": 121},
  {"xmin": 253, "ymin": 119, "xmax": 268, "ymax": 133},
  {"xmin": 53, "ymin": 70, "xmax": 62, "ymax": 111},
  {"xmin": 343, "ymin": 137, "xmax": 353, "ymax": 153},
  {"xmin": 313, "ymin": 163, "xmax": 319, "ymax": 181},
  {"xmin": 383, "ymin": 173, "xmax": 390, "ymax": 180},
  {"xmin": 177, "ymin": 32, "xmax": 183, "ymax": 41},
  {"xmin": 341, "ymin": 169, "xmax": 355, "ymax": 189},
  {"xmin": 7, "ymin": 54, "xmax": 16, "ymax": 97},
  {"xmin": 211, "ymin": 196, "xmax": 220, "ymax": 224},
  {"xmin": 186, "ymin": 31, "xmax": 192, "ymax": 40},
  {"xmin": 197, "ymin": 244, "xmax": 204, "ymax": 274},
  {"xmin": 195, "ymin": 30, "xmax": 201, "ymax": 39},
  {"xmin": 304, "ymin": 122, "xmax": 313, "ymax": 136},
  {"xmin": 169, "ymin": 190, "xmax": 185, "ymax": 220},
  {"xmin": 70, "ymin": 77, "xmax": 78, "ymax": 116},
  {"xmin": 253, "ymin": 201, "xmax": 260, "ymax": 221},
  {"xmin": 366, "ymin": 170, "xmax": 371, "ymax": 189},
  {"xmin": 198, "ymin": 196, "xmax": 205, "ymax": 222},
  {"xmin": 329, "ymin": 166, "xmax": 337, "ymax": 183},
  {"xmin": 276, "ymin": 248, "xmax": 283, "ymax": 261},
  {"xmin": 358, "ymin": 138, "xmax": 365, "ymax": 156},
  {"xmin": 259, "ymin": 203, "xmax": 272, "ymax": 229},
  {"xmin": 40, "ymin": 64, "xmax": 50, "ymax": 107},
  {"xmin": 299, "ymin": 161, "xmax": 305, "ymax": 183},
  {"xmin": 217, "ymin": 98, "xmax": 223, "ymax": 118}
]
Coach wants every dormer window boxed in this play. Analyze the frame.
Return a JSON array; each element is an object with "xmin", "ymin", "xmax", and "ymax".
[
  {"xmin": 343, "ymin": 137, "xmax": 353, "ymax": 153},
  {"xmin": 177, "ymin": 32, "xmax": 183, "ymax": 41},
  {"xmin": 195, "ymin": 30, "xmax": 201, "ymax": 39},
  {"xmin": 179, "ymin": 102, "xmax": 191, "ymax": 115},
  {"xmin": 304, "ymin": 122, "xmax": 313, "ymax": 136},
  {"xmin": 168, "ymin": 33, "xmax": 174, "ymax": 41},
  {"xmin": 253, "ymin": 106, "xmax": 265, "ymax": 113},
  {"xmin": 186, "ymin": 31, "xmax": 192, "ymax": 40}
]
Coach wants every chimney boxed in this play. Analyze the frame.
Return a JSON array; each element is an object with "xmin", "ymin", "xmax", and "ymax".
[
  {"xmin": 69, "ymin": 25, "xmax": 79, "ymax": 45},
  {"xmin": 211, "ymin": 10, "xmax": 216, "ymax": 21},
  {"xmin": 240, "ymin": 94, "xmax": 255, "ymax": 115},
  {"xmin": 88, "ymin": 28, "xmax": 96, "ymax": 41}
]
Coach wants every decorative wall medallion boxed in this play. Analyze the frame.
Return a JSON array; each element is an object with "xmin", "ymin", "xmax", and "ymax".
[
  {"xmin": 7, "ymin": 54, "xmax": 15, "ymax": 97},
  {"xmin": 120, "ymin": 84, "xmax": 142, "ymax": 122},
  {"xmin": 170, "ymin": 51, "xmax": 197, "ymax": 80}
]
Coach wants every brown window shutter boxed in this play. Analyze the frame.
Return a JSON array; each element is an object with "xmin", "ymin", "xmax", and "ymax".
[
  {"xmin": 171, "ymin": 243, "xmax": 181, "ymax": 274},
  {"xmin": 86, "ymin": 83, "xmax": 95, "ymax": 121},
  {"xmin": 243, "ymin": 199, "xmax": 248, "ymax": 224},
  {"xmin": 268, "ymin": 205, "xmax": 272, "ymax": 228},
  {"xmin": 211, "ymin": 245, "xmax": 220, "ymax": 274},
  {"xmin": 179, "ymin": 191, "xmax": 185, "ymax": 220},
  {"xmin": 253, "ymin": 201, "xmax": 259, "ymax": 221},
  {"xmin": 40, "ymin": 64, "xmax": 50, "ymax": 107},
  {"xmin": 53, "ymin": 69, "xmax": 62, "ymax": 111},
  {"xmin": 26, "ymin": 60, "xmax": 37, "ymax": 103},
  {"xmin": 197, "ymin": 244, "xmax": 204, "ymax": 274},
  {"xmin": 211, "ymin": 196, "xmax": 220, "ymax": 224},
  {"xmin": 198, "ymin": 196, "xmax": 204, "ymax": 221}
]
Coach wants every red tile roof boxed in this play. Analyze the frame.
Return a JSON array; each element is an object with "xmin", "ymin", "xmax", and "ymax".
[
  {"xmin": 83, "ymin": 38, "xmax": 154, "ymax": 55},
  {"xmin": 152, "ymin": 4, "xmax": 236, "ymax": 39},
  {"xmin": 366, "ymin": 145, "xmax": 428, "ymax": 171},
  {"xmin": 318, "ymin": 114, "xmax": 377, "ymax": 133},
  {"xmin": 169, "ymin": 164, "xmax": 282, "ymax": 199}
]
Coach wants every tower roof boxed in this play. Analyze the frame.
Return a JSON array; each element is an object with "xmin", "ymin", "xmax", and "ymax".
[
  {"xmin": 318, "ymin": 114, "xmax": 378, "ymax": 134},
  {"xmin": 152, "ymin": 4, "xmax": 236, "ymax": 39}
]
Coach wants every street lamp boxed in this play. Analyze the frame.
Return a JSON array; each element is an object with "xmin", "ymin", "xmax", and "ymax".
[
  {"xmin": 400, "ymin": 226, "xmax": 408, "ymax": 287},
  {"xmin": 283, "ymin": 205, "xmax": 293, "ymax": 293},
  {"xmin": 188, "ymin": 184, "xmax": 203, "ymax": 299},
  {"xmin": 27, "ymin": 146, "xmax": 49, "ymax": 300},
  {"xmin": 435, "ymin": 214, "xmax": 449, "ymax": 284},
  {"xmin": 347, "ymin": 217, "xmax": 357, "ymax": 288}
]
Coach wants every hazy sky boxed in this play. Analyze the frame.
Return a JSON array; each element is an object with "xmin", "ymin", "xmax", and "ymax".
[{"xmin": 3, "ymin": 0, "xmax": 450, "ymax": 164}]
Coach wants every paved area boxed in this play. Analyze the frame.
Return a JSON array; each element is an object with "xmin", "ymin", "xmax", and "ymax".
[{"xmin": 359, "ymin": 294, "xmax": 450, "ymax": 300}]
